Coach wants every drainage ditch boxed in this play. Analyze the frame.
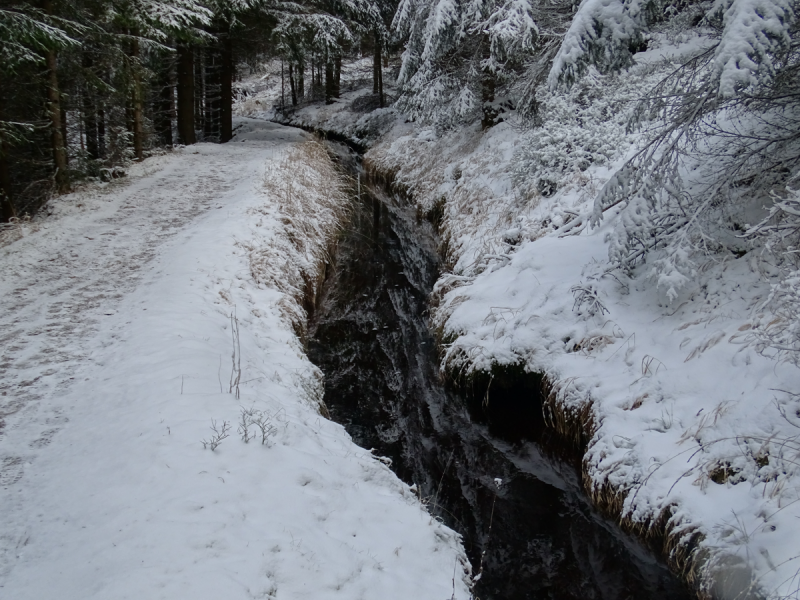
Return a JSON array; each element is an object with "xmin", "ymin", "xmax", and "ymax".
[{"xmin": 307, "ymin": 142, "xmax": 692, "ymax": 600}]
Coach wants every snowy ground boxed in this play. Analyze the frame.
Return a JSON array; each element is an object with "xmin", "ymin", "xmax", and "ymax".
[
  {"xmin": 0, "ymin": 119, "xmax": 470, "ymax": 599},
  {"xmin": 235, "ymin": 57, "xmax": 377, "ymax": 122},
  {"xmin": 275, "ymin": 45, "xmax": 800, "ymax": 598}
]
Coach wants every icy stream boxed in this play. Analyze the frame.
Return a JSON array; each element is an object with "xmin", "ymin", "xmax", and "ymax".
[{"xmin": 307, "ymin": 144, "xmax": 693, "ymax": 600}]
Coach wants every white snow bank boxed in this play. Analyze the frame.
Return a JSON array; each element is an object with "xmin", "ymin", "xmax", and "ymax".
[{"xmin": 0, "ymin": 118, "xmax": 470, "ymax": 600}]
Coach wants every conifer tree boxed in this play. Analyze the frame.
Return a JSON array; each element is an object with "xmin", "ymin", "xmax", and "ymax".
[{"xmin": 392, "ymin": 0, "xmax": 541, "ymax": 127}]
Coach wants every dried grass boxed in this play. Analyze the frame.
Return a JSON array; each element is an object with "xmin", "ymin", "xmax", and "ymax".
[
  {"xmin": 0, "ymin": 215, "xmax": 41, "ymax": 248},
  {"xmin": 242, "ymin": 140, "xmax": 351, "ymax": 342}
]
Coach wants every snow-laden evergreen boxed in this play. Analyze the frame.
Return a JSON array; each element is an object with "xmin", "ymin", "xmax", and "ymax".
[
  {"xmin": 393, "ymin": 0, "xmax": 544, "ymax": 126},
  {"xmin": 547, "ymin": 0, "xmax": 660, "ymax": 87},
  {"xmin": 711, "ymin": 0, "xmax": 797, "ymax": 96},
  {"xmin": 0, "ymin": 7, "xmax": 80, "ymax": 69}
]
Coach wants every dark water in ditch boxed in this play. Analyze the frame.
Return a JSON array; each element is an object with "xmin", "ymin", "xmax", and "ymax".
[{"xmin": 307, "ymin": 144, "xmax": 692, "ymax": 600}]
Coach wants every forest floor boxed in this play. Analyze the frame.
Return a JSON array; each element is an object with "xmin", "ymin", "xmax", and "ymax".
[{"xmin": 0, "ymin": 119, "xmax": 470, "ymax": 599}]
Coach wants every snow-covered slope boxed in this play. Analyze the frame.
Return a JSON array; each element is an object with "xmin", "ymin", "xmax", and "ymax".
[
  {"xmin": 274, "ymin": 42, "xmax": 800, "ymax": 596},
  {"xmin": 0, "ymin": 119, "xmax": 470, "ymax": 600}
]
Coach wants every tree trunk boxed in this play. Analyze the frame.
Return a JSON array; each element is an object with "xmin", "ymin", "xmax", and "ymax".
[
  {"xmin": 84, "ymin": 97, "xmax": 99, "ymax": 159},
  {"xmin": 203, "ymin": 50, "xmax": 214, "ymax": 140},
  {"xmin": 195, "ymin": 47, "xmax": 204, "ymax": 134},
  {"xmin": 60, "ymin": 106, "xmax": 68, "ymax": 165},
  {"xmin": 0, "ymin": 140, "xmax": 12, "ymax": 222},
  {"xmin": 333, "ymin": 55, "xmax": 341, "ymax": 98},
  {"xmin": 46, "ymin": 50, "xmax": 68, "ymax": 192},
  {"xmin": 219, "ymin": 33, "xmax": 233, "ymax": 143},
  {"xmin": 289, "ymin": 63, "xmax": 297, "ymax": 106},
  {"xmin": 373, "ymin": 35, "xmax": 380, "ymax": 94},
  {"xmin": 298, "ymin": 62, "xmax": 304, "ymax": 101},
  {"xmin": 97, "ymin": 108, "xmax": 106, "ymax": 157},
  {"xmin": 325, "ymin": 58, "xmax": 334, "ymax": 104},
  {"xmin": 42, "ymin": 0, "xmax": 67, "ymax": 191},
  {"xmin": 130, "ymin": 36, "xmax": 144, "ymax": 161},
  {"xmin": 379, "ymin": 58, "xmax": 384, "ymax": 108},
  {"xmin": 155, "ymin": 59, "xmax": 174, "ymax": 147},
  {"xmin": 374, "ymin": 34, "xmax": 384, "ymax": 107},
  {"xmin": 176, "ymin": 44, "xmax": 196, "ymax": 145},
  {"xmin": 481, "ymin": 37, "xmax": 498, "ymax": 129},
  {"xmin": 0, "ymin": 76, "xmax": 14, "ymax": 222},
  {"xmin": 481, "ymin": 70, "xmax": 497, "ymax": 129},
  {"xmin": 82, "ymin": 53, "xmax": 99, "ymax": 159}
]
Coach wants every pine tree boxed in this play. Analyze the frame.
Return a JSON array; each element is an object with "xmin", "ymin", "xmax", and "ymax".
[
  {"xmin": 392, "ymin": 0, "xmax": 542, "ymax": 127},
  {"xmin": 0, "ymin": 1, "xmax": 80, "ymax": 215}
]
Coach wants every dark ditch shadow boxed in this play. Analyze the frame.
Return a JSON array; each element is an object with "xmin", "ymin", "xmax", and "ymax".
[
  {"xmin": 307, "ymin": 141, "xmax": 694, "ymax": 600},
  {"xmin": 454, "ymin": 363, "xmax": 547, "ymax": 443}
]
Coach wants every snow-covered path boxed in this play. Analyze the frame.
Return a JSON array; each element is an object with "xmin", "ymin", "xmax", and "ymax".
[
  {"xmin": 0, "ymin": 120, "xmax": 469, "ymax": 599},
  {"xmin": 0, "ymin": 134, "xmax": 283, "ymax": 482}
]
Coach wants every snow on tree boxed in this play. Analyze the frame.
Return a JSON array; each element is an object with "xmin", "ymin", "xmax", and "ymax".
[
  {"xmin": 547, "ymin": 0, "xmax": 660, "ymax": 87},
  {"xmin": 536, "ymin": 0, "xmax": 797, "ymax": 308},
  {"xmin": 548, "ymin": 0, "xmax": 798, "ymax": 94},
  {"xmin": 710, "ymin": 0, "xmax": 797, "ymax": 96},
  {"xmin": 0, "ymin": 7, "xmax": 80, "ymax": 70},
  {"xmin": 393, "ymin": 0, "xmax": 541, "ymax": 126}
]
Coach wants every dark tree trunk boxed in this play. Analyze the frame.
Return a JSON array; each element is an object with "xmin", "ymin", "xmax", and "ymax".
[
  {"xmin": 333, "ymin": 55, "xmax": 341, "ymax": 98},
  {"xmin": 60, "ymin": 106, "xmax": 68, "ymax": 165},
  {"xmin": 0, "ymin": 141, "xmax": 12, "ymax": 222},
  {"xmin": 82, "ymin": 54, "xmax": 99, "ymax": 159},
  {"xmin": 289, "ymin": 63, "xmax": 297, "ymax": 106},
  {"xmin": 97, "ymin": 108, "xmax": 106, "ymax": 158},
  {"xmin": 97, "ymin": 108, "xmax": 106, "ymax": 157},
  {"xmin": 130, "ymin": 36, "xmax": 144, "ymax": 161},
  {"xmin": 378, "ymin": 59, "xmax": 384, "ymax": 108},
  {"xmin": 481, "ymin": 72, "xmax": 497, "ymax": 129},
  {"xmin": 374, "ymin": 34, "xmax": 384, "ymax": 107},
  {"xmin": 43, "ymin": 0, "xmax": 67, "ymax": 191},
  {"xmin": 219, "ymin": 33, "xmax": 233, "ymax": 143},
  {"xmin": 0, "ymin": 76, "xmax": 14, "ymax": 222},
  {"xmin": 373, "ymin": 36, "xmax": 380, "ymax": 94},
  {"xmin": 481, "ymin": 38, "xmax": 498, "ymax": 129},
  {"xmin": 325, "ymin": 58, "xmax": 334, "ymax": 104},
  {"xmin": 194, "ymin": 48, "xmax": 207, "ymax": 134},
  {"xmin": 176, "ymin": 44, "xmax": 196, "ymax": 145},
  {"xmin": 298, "ymin": 62, "xmax": 304, "ymax": 101},
  {"xmin": 46, "ymin": 50, "xmax": 68, "ymax": 192},
  {"xmin": 84, "ymin": 103, "xmax": 98, "ymax": 159},
  {"xmin": 125, "ymin": 101, "xmax": 134, "ymax": 134},
  {"xmin": 280, "ymin": 59, "xmax": 285, "ymax": 112},
  {"xmin": 203, "ymin": 50, "xmax": 213, "ymax": 139},
  {"xmin": 195, "ymin": 47, "xmax": 204, "ymax": 134},
  {"xmin": 155, "ymin": 59, "xmax": 174, "ymax": 147}
]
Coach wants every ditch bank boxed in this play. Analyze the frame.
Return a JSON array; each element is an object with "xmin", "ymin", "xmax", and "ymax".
[
  {"xmin": 303, "ymin": 136, "xmax": 695, "ymax": 600},
  {"xmin": 359, "ymin": 152, "xmax": 752, "ymax": 600}
]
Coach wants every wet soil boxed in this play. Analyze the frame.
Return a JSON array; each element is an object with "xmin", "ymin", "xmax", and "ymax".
[{"xmin": 307, "ymin": 145, "xmax": 693, "ymax": 600}]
